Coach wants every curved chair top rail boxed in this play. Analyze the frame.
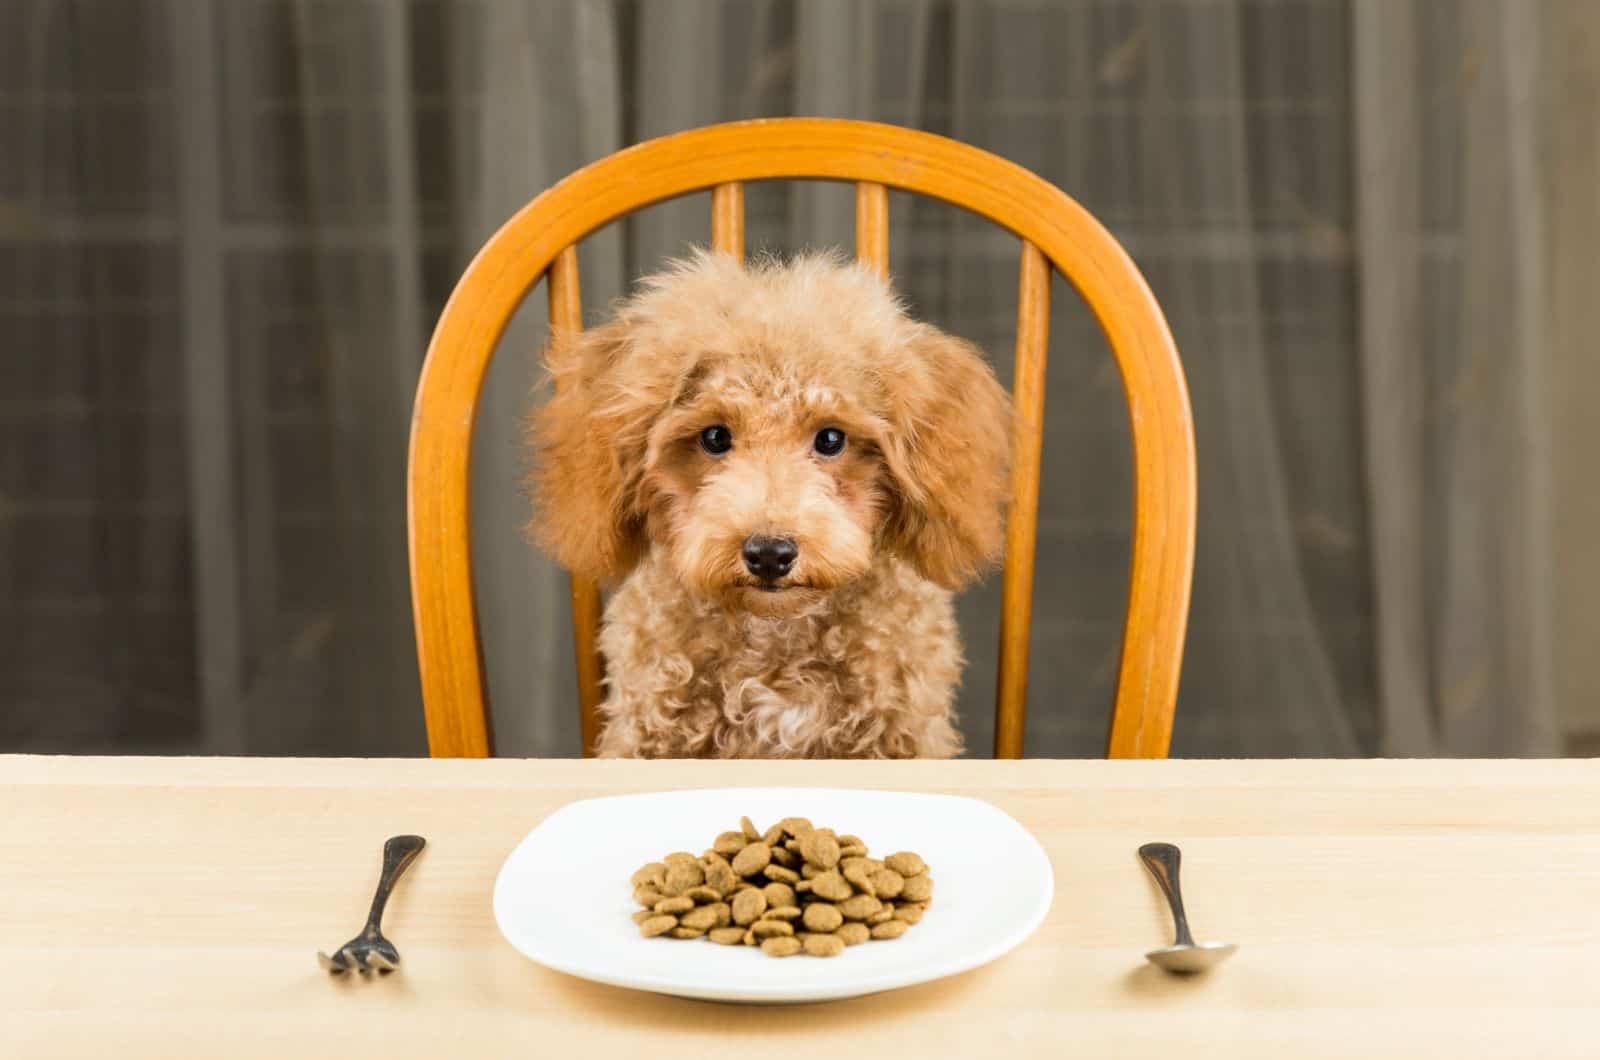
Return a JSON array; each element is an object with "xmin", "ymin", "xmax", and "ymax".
[{"xmin": 409, "ymin": 117, "xmax": 1195, "ymax": 759}]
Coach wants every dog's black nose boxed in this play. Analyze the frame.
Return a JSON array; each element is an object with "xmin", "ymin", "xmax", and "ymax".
[{"xmin": 742, "ymin": 536, "xmax": 798, "ymax": 581}]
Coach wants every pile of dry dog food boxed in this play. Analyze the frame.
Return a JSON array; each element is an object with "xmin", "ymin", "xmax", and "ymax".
[{"xmin": 630, "ymin": 815, "xmax": 933, "ymax": 958}]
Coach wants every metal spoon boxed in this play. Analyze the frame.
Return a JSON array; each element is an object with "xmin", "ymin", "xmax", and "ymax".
[{"xmin": 1137, "ymin": 842, "xmax": 1236, "ymax": 974}]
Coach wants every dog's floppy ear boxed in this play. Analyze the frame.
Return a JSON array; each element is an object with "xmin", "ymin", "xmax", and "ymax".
[
  {"xmin": 527, "ymin": 321, "xmax": 654, "ymax": 583},
  {"xmin": 879, "ymin": 325, "xmax": 1014, "ymax": 589}
]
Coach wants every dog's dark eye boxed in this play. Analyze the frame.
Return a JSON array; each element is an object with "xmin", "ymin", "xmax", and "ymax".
[
  {"xmin": 699, "ymin": 425, "xmax": 733, "ymax": 456},
  {"xmin": 813, "ymin": 427, "xmax": 847, "ymax": 458}
]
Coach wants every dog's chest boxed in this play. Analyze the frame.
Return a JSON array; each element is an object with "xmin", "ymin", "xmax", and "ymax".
[
  {"xmin": 682, "ymin": 592, "xmax": 951, "ymax": 758},
  {"xmin": 600, "ymin": 555, "xmax": 960, "ymax": 758},
  {"xmin": 690, "ymin": 622, "xmax": 880, "ymax": 756}
]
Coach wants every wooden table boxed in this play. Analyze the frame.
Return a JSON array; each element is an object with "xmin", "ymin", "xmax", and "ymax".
[{"xmin": 3, "ymin": 756, "xmax": 1597, "ymax": 1058}]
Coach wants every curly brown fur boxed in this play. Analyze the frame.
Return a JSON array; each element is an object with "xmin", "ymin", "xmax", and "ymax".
[{"xmin": 529, "ymin": 250, "xmax": 1011, "ymax": 758}]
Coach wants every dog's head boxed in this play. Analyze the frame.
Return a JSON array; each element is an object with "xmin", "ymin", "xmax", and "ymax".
[{"xmin": 529, "ymin": 250, "xmax": 1012, "ymax": 614}]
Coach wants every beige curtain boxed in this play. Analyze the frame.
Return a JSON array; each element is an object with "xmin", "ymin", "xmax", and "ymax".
[
  {"xmin": 1353, "ymin": 0, "xmax": 1579, "ymax": 754},
  {"xmin": 5, "ymin": 0, "xmax": 1593, "ymax": 758},
  {"xmin": 1542, "ymin": 5, "xmax": 1600, "ymax": 754}
]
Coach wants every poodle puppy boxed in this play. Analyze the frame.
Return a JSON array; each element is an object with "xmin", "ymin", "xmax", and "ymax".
[{"xmin": 529, "ymin": 250, "xmax": 1011, "ymax": 758}]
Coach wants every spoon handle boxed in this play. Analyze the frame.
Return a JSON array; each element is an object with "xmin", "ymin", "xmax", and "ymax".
[
  {"xmin": 362, "ymin": 835, "xmax": 426, "ymax": 938},
  {"xmin": 1138, "ymin": 842, "xmax": 1196, "ymax": 948}
]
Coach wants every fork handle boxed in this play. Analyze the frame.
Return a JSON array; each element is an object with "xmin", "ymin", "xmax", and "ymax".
[{"xmin": 363, "ymin": 835, "xmax": 426, "ymax": 937}]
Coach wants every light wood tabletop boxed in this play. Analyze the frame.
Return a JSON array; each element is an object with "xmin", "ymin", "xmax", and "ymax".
[{"xmin": 3, "ymin": 755, "xmax": 1597, "ymax": 1059}]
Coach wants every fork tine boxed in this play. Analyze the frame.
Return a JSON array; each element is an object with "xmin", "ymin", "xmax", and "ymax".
[
  {"xmin": 343, "ymin": 946, "xmax": 368, "ymax": 973},
  {"xmin": 367, "ymin": 952, "xmax": 396, "ymax": 973},
  {"xmin": 317, "ymin": 950, "xmax": 346, "ymax": 973}
]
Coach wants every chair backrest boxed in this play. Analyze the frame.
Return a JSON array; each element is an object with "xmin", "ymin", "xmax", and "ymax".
[{"xmin": 410, "ymin": 118, "xmax": 1195, "ymax": 760}]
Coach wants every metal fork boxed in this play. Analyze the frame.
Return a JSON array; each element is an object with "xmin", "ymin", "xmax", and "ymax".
[{"xmin": 318, "ymin": 834, "xmax": 426, "ymax": 975}]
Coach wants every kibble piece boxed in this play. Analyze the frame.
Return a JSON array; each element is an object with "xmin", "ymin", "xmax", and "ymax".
[
  {"xmin": 681, "ymin": 904, "xmax": 723, "ymax": 931},
  {"xmin": 894, "ymin": 903, "xmax": 928, "ymax": 924},
  {"xmin": 899, "ymin": 873, "xmax": 933, "ymax": 903},
  {"xmin": 639, "ymin": 915, "xmax": 677, "ymax": 938},
  {"xmin": 794, "ymin": 879, "xmax": 813, "ymax": 893},
  {"xmin": 713, "ymin": 831, "xmax": 749, "ymax": 856},
  {"xmin": 799, "ymin": 830, "xmax": 842, "ymax": 870},
  {"xmin": 762, "ymin": 824, "xmax": 786, "ymax": 846},
  {"xmin": 870, "ymin": 919, "xmax": 909, "ymax": 940},
  {"xmin": 838, "ymin": 894, "xmax": 883, "ymax": 921},
  {"xmin": 761, "ymin": 905, "xmax": 802, "ymax": 921},
  {"xmin": 750, "ymin": 919, "xmax": 794, "ymax": 939},
  {"xmin": 802, "ymin": 903, "xmax": 844, "ymax": 932},
  {"xmin": 803, "ymin": 933, "xmax": 846, "ymax": 958},
  {"xmin": 654, "ymin": 895, "xmax": 695, "ymax": 915},
  {"xmin": 740, "ymin": 816, "xmax": 763, "ymax": 840},
  {"xmin": 760, "ymin": 936, "xmax": 803, "ymax": 957},
  {"xmin": 662, "ymin": 858, "xmax": 700, "ymax": 883},
  {"xmin": 683, "ymin": 885, "xmax": 722, "ymax": 904},
  {"xmin": 663, "ymin": 860, "xmax": 705, "ymax": 896},
  {"xmin": 778, "ymin": 816, "xmax": 814, "ymax": 837},
  {"xmin": 800, "ymin": 863, "xmax": 821, "ymax": 880},
  {"xmin": 885, "ymin": 852, "xmax": 926, "ymax": 878},
  {"xmin": 770, "ymin": 846, "xmax": 798, "ymax": 868},
  {"xmin": 837, "ymin": 922, "xmax": 871, "ymax": 946},
  {"xmin": 762, "ymin": 882, "xmax": 797, "ymax": 909},
  {"xmin": 839, "ymin": 844, "xmax": 868, "ymax": 858},
  {"xmin": 633, "ymin": 886, "xmax": 666, "ymax": 908},
  {"xmin": 631, "ymin": 863, "xmax": 666, "ymax": 889},
  {"xmin": 784, "ymin": 837, "xmax": 805, "ymax": 853},
  {"xmin": 867, "ymin": 904, "xmax": 895, "ymax": 925},
  {"xmin": 810, "ymin": 870, "xmax": 853, "ymax": 902},
  {"xmin": 631, "ymin": 910, "xmax": 653, "ymax": 925},
  {"xmin": 731, "ymin": 841, "xmax": 772, "ymax": 877},
  {"xmin": 670, "ymin": 926, "xmax": 707, "ymax": 939},
  {"xmin": 706, "ymin": 859, "xmax": 739, "ymax": 896},
  {"xmin": 870, "ymin": 868, "xmax": 905, "ymax": 899},
  {"xmin": 838, "ymin": 834, "xmax": 864, "ymax": 849},
  {"xmin": 763, "ymin": 864, "xmax": 800, "ymax": 884},
  {"xmin": 731, "ymin": 888, "xmax": 767, "ymax": 926},
  {"xmin": 842, "ymin": 862, "xmax": 877, "ymax": 895},
  {"xmin": 709, "ymin": 926, "xmax": 747, "ymax": 945}
]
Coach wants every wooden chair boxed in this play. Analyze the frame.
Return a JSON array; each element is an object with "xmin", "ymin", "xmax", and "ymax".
[{"xmin": 409, "ymin": 118, "xmax": 1195, "ymax": 761}]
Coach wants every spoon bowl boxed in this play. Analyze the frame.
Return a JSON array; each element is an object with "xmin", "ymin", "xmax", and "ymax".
[{"xmin": 1144, "ymin": 940, "xmax": 1237, "ymax": 974}]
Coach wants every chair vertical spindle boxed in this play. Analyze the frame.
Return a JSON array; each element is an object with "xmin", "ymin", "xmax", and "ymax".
[
  {"xmin": 994, "ymin": 242, "xmax": 1051, "ymax": 759},
  {"xmin": 855, "ymin": 182, "xmax": 889, "ymax": 278},
  {"xmin": 712, "ymin": 183, "xmax": 745, "ymax": 259},
  {"xmin": 547, "ymin": 246, "xmax": 606, "ymax": 757}
]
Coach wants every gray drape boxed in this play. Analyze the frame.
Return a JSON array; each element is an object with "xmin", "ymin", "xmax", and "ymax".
[{"xmin": 6, "ymin": 0, "xmax": 1594, "ymax": 758}]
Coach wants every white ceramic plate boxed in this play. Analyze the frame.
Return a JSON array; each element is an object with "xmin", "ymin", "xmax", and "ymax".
[{"xmin": 493, "ymin": 787, "xmax": 1053, "ymax": 1003}]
